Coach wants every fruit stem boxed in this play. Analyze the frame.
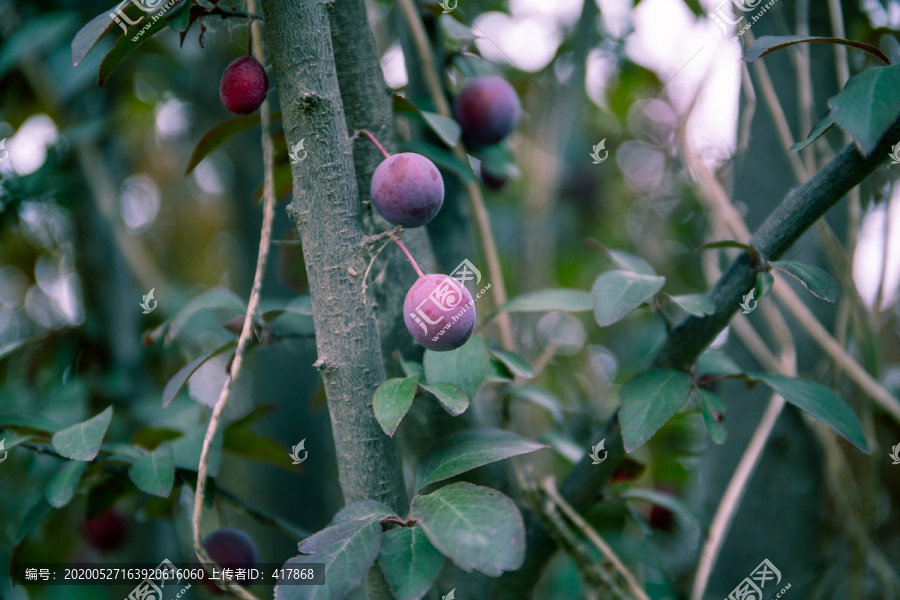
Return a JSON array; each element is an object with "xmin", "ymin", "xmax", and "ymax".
[
  {"xmin": 352, "ymin": 129, "xmax": 391, "ymax": 160},
  {"xmin": 393, "ymin": 238, "xmax": 424, "ymax": 278}
]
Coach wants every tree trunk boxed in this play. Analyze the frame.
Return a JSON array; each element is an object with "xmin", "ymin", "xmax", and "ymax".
[
  {"xmin": 328, "ymin": 0, "xmax": 437, "ymax": 376},
  {"xmin": 259, "ymin": 0, "xmax": 407, "ymax": 516}
]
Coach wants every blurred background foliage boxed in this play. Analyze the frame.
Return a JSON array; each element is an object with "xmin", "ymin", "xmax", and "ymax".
[{"xmin": 1, "ymin": 0, "xmax": 900, "ymax": 598}]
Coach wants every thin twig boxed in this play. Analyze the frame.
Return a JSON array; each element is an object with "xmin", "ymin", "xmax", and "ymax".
[
  {"xmin": 351, "ymin": 128, "xmax": 391, "ymax": 160},
  {"xmin": 542, "ymin": 477, "xmax": 652, "ymax": 600},
  {"xmin": 191, "ymin": 3, "xmax": 273, "ymax": 598},
  {"xmin": 396, "ymin": 0, "xmax": 514, "ymax": 350},
  {"xmin": 393, "ymin": 237, "xmax": 425, "ymax": 277}
]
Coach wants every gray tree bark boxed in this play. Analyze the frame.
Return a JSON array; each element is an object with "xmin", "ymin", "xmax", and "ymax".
[
  {"xmin": 259, "ymin": 0, "xmax": 407, "ymax": 516},
  {"xmin": 328, "ymin": 0, "xmax": 437, "ymax": 377}
]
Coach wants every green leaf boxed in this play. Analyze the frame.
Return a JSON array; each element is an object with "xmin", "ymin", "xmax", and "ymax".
[
  {"xmin": 507, "ymin": 385, "xmax": 565, "ymax": 424},
  {"xmin": 15, "ymin": 497, "xmax": 52, "ymax": 546},
  {"xmin": 742, "ymin": 35, "xmax": 890, "ymax": 64},
  {"xmin": 535, "ymin": 312, "xmax": 586, "ymax": 356},
  {"xmin": 171, "ymin": 425, "xmax": 222, "ymax": 476},
  {"xmin": 157, "ymin": 287, "xmax": 246, "ymax": 344},
  {"xmin": 378, "ymin": 525, "xmax": 444, "ymax": 600},
  {"xmin": 393, "ymin": 95, "xmax": 460, "ymax": 147},
  {"xmin": 618, "ymin": 370, "xmax": 693, "ymax": 452},
  {"xmin": 419, "ymin": 382, "xmax": 469, "ymax": 416},
  {"xmin": 485, "ymin": 357, "xmax": 514, "ymax": 382},
  {"xmin": 373, "ymin": 375, "xmax": 420, "ymax": 437},
  {"xmin": 162, "ymin": 340, "xmax": 236, "ymax": 408},
  {"xmin": 791, "ymin": 110, "xmax": 836, "ymax": 152},
  {"xmin": 754, "ymin": 271, "xmax": 774, "ymax": 303},
  {"xmin": 0, "ymin": 413, "xmax": 59, "ymax": 433},
  {"xmin": 98, "ymin": 3, "xmax": 183, "ymax": 86},
  {"xmin": 617, "ymin": 487, "xmax": 706, "ymax": 529},
  {"xmin": 417, "ymin": 428, "xmax": 548, "ymax": 490},
  {"xmin": 72, "ymin": 3, "xmax": 145, "ymax": 66},
  {"xmin": 400, "ymin": 359, "xmax": 425, "ymax": 379},
  {"xmin": 538, "ymin": 430, "xmax": 584, "ymax": 463},
  {"xmin": 828, "ymin": 63, "xmax": 900, "ymax": 155},
  {"xmin": 398, "ymin": 141, "xmax": 475, "ymax": 182},
  {"xmin": 697, "ymin": 351, "xmax": 742, "ymax": 376},
  {"xmin": 603, "ymin": 247, "xmax": 657, "ymax": 276},
  {"xmin": 668, "ymin": 293, "xmax": 715, "ymax": 316},
  {"xmin": 411, "ymin": 482, "xmax": 525, "ymax": 577},
  {"xmin": 274, "ymin": 502, "xmax": 392, "ymax": 600},
  {"xmin": 699, "ymin": 390, "xmax": 728, "ymax": 444},
  {"xmin": 423, "ymin": 336, "xmax": 488, "ymax": 399},
  {"xmin": 771, "ymin": 260, "xmax": 840, "ymax": 302},
  {"xmin": 750, "ymin": 373, "xmax": 869, "ymax": 452},
  {"xmin": 185, "ymin": 115, "xmax": 261, "ymax": 175},
  {"xmin": 488, "ymin": 347, "xmax": 534, "ymax": 378},
  {"xmin": 698, "ymin": 240, "xmax": 751, "ymax": 251},
  {"xmin": 51, "ymin": 406, "xmax": 113, "ymax": 461},
  {"xmin": 223, "ymin": 428, "xmax": 296, "ymax": 469},
  {"xmin": 592, "ymin": 270, "xmax": 666, "ymax": 327},
  {"xmin": 128, "ymin": 442, "xmax": 175, "ymax": 498},
  {"xmin": 491, "ymin": 289, "xmax": 594, "ymax": 316},
  {"xmin": 45, "ymin": 460, "xmax": 89, "ymax": 508},
  {"xmin": 477, "ymin": 143, "xmax": 516, "ymax": 179}
]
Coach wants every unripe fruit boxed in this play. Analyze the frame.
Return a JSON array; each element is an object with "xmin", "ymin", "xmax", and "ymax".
[
  {"xmin": 453, "ymin": 76, "xmax": 521, "ymax": 148},
  {"xmin": 219, "ymin": 56, "xmax": 268, "ymax": 115},
  {"xmin": 196, "ymin": 528, "xmax": 258, "ymax": 594},
  {"xmin": 480, "ymin": 163, "xmax": 508, "ymax": 190},
  {"xmin": 404, "ymin": 274, "xmax": 475, "ymax": 351},
  {"xmin": 371, "ymin": 153, "xmax": 444, "ymax": 228},
  {"xmin": 82, "ymin": 510, "xmax": 128, "ymax": 551}
]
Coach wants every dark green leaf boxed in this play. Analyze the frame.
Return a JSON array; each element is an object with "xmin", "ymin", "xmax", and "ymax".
[
  {"xmin": 617, "ymin": 487, "xmax": 706, "ymax": 528},
  {"xmin": 419, "ymin": 382, "xmax": 469, "ymax": 416},
  {"xmin": 171, "ymin": 426, "xmax": 222, "ymax": 476},
  {"xmin": 750, "ymin": 373, "xmax": 869, "ymax": 452},
  {"xmin": 162, "ymin": 340, "xmax": 236, "ymax": 408},
  {"xmin": 477, "ymin": 143, "xmax": 516, "ymax": 179},
  {"xmin": 417, "ymin": 428, "xmax": 548, "ymax": 490},
  {"xmin": 697, "ymin": 351, "xmax": 742, "ymax": 376},
  {"xmin": 378, "ymin": 525, "xmax": 444, "ymax": 600},
  {"xmin": 411, "ymin": 482, "xmax": 525, "ymax": 577},
  {"xmin": 131, "ymin": 426, "xmax": 183, "ymax": 449},
  {"xmin": 485, "ymin": 357, "xmax": 514, "ymax": 382},
  {"xmin": 698, "ymin": 240, "xmax": 751, "ymax": 251},
  {"xmin": 98, "ymin": 4, "xmax": 180, "ymax": 86},
  {"xmin": 699, "ymin": 390, "xmax": 728, "ymax": 444},
  {"xmin": 668, "ymin": 293, "xmax": 715, "ymax": 316},
  {"xmin": 275, "ymin": 502, "xmax": 392, "ymax": 600},
  {"xmin": 828, "ymin": 64, "xmax": 900, "ymax": 155},
  {"xmin": 743, "ymin": 35, "xmax": 889, "ymax": 64},
  {"xmin": 488, "ymin": 347, "xmax": 534, "ymax": 378},
  {"xmin": 423, "ymin": 336, "xmax": 488, "ymax": 399},
  {"xmin": 0, "ymin": 413, "xmax": 59, "ymax": 433},
  {"xmin": 373, "ymin": 375, "xmax": 420, "ymax": 437},
  {"xmin": 185, "ymin": 115, "xmax": 262, "ymax": 175},
  {"xmin": 618, "ymin": 370, "xmax": 693, "ymax": 452},
  {"xmin": 507, "ymin": 385, "xmax": 565, "ymax": 424},
  {"xmin": 45, "ymin": 460, "xmax": 88, "ymax": 508},
  {"xmin": 398, "ymin": 141, "xmax": 475, "ymax": 182},
  {"xmin": 15, "ymin": 497, "xmax": 52, "ymax": 546},
  {"xmin": 592, "ymin": 270, "xmax": 666, "ymax": 327},
  {"xmin": 490, "ymin": 289, "xmax": 594, "ymax": 316},
  {"xmin": 51, "ymin": 406, "xmax": 113, "ymax": 461},
  {"xmin": 538, "ymin": 430, "xmax": 583, "ymax": 463},
  {"xmin": 223, "ymin": 428, "xmax": 296, "ymax": 469},
  {"xmin": 771, "ymin": 260, "xmax": 840, "ymax": 302},
  {"xmin": 72, "ymin": 3, "xmax": 144, "ymax": 66},
  {"xmin": 400, "ymin": 358, "xmax": 425, "ymax": 379},
  {"xmin": 393, "ymin": 95, "xmax": 460, "ymax": 147},
  {"xmin": 791, "ymin": 110, "xmax": 836, "ymax": 152},
  {"xmin": 754, "ymin": 271, "xmax": 774, "ymax": 303},
  {"xmin": 129, "ymin": 442, "xmax": 175, "ymax": 497}
]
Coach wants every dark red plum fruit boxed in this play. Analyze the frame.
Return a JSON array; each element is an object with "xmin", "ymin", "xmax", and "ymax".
[
  {"xmin": 453, "ymin": 76, "xmax": 521, "ymax": 148},
  {"xmin": 195, "ymin": 528, "xmax": 258, "ymax": 594},
  {"xmin": 219, "ymin": 56, "xmax": 268, "ymax": 115},
  {"xmin": 371, "ymin": 153, "xmax": 444, "ymax": 228},
  {"xmin": 404, "ymin": 274, "xmax": 475, "ymax": 351},
  {"xmin": 82, "ymin": 510, "xmax": 128, "ymax": 551}
]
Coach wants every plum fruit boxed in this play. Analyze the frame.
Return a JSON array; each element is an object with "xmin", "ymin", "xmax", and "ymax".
[
  {"xmin": 371, "ymin": 153, "xmax": 444, "ymax": 228},
  {"xmin": 196, "ymin": 528, "xmax": 258, "ymax": 594},
  {"xmin": 404, "ymin": 274, "xmax": 475, "ymax": 351},
  {"xmin": 219, "ymin": 56, "xmax": 268, "ymax": 115},
  {"xmin": 82, "ymin": 510, "xmax": 128, "ymax": 551},
  {"xmin": 453, "ymin": 76, "xmax": 521, "ymax": 148}
]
